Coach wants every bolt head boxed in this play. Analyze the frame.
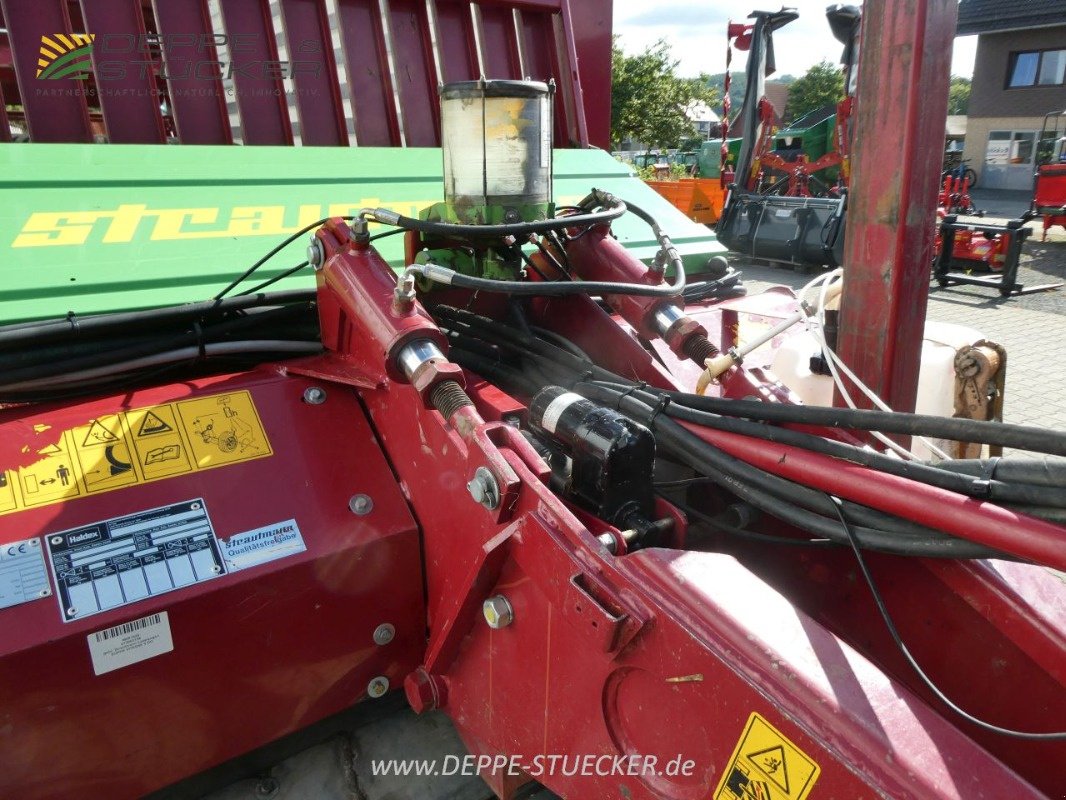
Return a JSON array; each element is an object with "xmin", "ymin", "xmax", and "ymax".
[
  {"xmin": 367, "ymin": 676, "xmax": 390, "ymax": 698},
  {"xmin": 373, "ymin": 623, "xmax": 395, "ymax": 645},
  {"xmin": 307, "ymin": 238, "xmax": 324, "ymax": 269},
  {"xmin": 303, "ymin": 386, "xmax": 327, "ymax": 405},
  {"xmin": 482, "ymin": 594, "xmax": 514, "ymax": 629},
  {"xmin": 349, "ymin": 494, "xmax": 373, "ymax": 515},
  {"xmin": 466, "ymin": 467, "xmax": 500, "ymax": 510}
]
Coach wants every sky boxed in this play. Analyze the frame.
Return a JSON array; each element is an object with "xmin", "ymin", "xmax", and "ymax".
[{"xmin": 612, "ymin": 0, "xmax": 978, "ymax": 80}]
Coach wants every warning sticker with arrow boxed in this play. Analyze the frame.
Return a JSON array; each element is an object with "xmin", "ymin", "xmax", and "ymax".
[{"xmin": 714, "ymin": 713, "xmax": 821, "ymax": 800}]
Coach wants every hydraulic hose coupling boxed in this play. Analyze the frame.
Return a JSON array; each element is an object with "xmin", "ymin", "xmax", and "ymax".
[
  {"xmin": 651, "ymin": 304, "xmax": 719, "ymax": 363},
  {"xmin": 397, "ymin": 338, "xmax": 474, "ymax": 425}
]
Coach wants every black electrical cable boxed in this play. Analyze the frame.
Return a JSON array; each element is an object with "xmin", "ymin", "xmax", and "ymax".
[
  {"xmin": 532, "ymin": 236, "xmax": 573, "ymax": 279},
  {"xmin": 828, "ymin": 496, "xmax": 1066, "ymax": 740},
  {"xmin": 369, "ymin": 227, "xmax": 406, "ymax": 242},
  {"xmin": 235, "ymin": 261, "xmax": 310, "ymax": 296},
  {"xmin": 215, "ymin": 216, "xmax": 354, "ymax": 300}
]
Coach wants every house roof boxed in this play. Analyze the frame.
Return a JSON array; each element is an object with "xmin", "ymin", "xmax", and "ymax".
[
  {"xmin": 765, "ymin": 83, "xmax": 791, "ymax": 118},
  {"xmin": 957, "ymin": 0, "xmax": 1066, "ymax": 35}
]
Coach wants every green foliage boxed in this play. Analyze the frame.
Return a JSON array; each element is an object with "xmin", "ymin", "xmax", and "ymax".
[
  {"xmin": 783, "ymin": 60, "xmax": 845, "ymax": 123},
  {"xmin": 611, "ymin": 38, "xmax": 718, "ymax": 151},
  {"xmin": 947, "ymin": 76, "xmax": 971, "ymax": 116}
]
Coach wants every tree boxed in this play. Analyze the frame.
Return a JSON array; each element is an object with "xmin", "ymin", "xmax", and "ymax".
[
  {"xmin": 947, "ymin": 76, "xmax": 971, "ymax": 115},
  {"xmin": 784, "ymin": 60, "xmax": 844, "ymax": 123},
  {"xmin": 611, "ymin": 39, "xmax": 718, "ymax": 152}
]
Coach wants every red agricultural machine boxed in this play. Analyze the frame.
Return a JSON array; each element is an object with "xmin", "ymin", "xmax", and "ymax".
[
  {"xmin": 1028, "ymin": 109, "xmax": 1066, "ymax": 240},
  {"xmin": 1, "ymin": 2, "xmax": 1066, "ymax": 800}
]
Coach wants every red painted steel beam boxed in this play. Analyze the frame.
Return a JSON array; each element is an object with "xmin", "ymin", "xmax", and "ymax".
[
  {"xmin": 151, "ymin": 0, "xmax": 233, "ymax": 145},
  {"xmin": 835, "ymin": 0, "xmax": 957, "ymax": 412},
  {"xmin": 0, "ymin": 0, "xmax": 93, "ymax": 142},
  {"xmin": 277, "ymin": 0, "xmax": 349, "ymax": 146},
  {"xmin": 218, "ymin": 0, "xmax": 294, "ymax": 145},
  {"xmin": 80, "ymin": 0, "xmax": 167, "ymax": 143},
  {"xmin": 564, "ymin": 0, "xmax": 611, "ymax": 148}
]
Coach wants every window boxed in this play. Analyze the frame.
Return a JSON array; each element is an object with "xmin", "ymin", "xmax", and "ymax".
[
  {"xmin": 1008, "ymin": 49, "xmax": 1066, "ymax": 88},
  {"xmin": 985, "ymin": 130, "xmax": 1036, "ymax": 166}
]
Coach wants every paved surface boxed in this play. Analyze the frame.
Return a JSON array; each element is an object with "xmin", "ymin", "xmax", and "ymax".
[{"xmin": 731, "ymin": 208, "xmax": 1066, "ymax": 431}]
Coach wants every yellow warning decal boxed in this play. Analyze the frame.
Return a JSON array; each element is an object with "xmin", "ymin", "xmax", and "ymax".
[
  {"xmin": 1, "ymin": 390, "xmax": 271, "ymax": 518},
  {"xmin": 713, "ymin": 712, "xmax": 821, "ymax": 800}
]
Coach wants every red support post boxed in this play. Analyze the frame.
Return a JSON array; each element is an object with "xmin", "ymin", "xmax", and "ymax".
[{"xmin": 835, "ymin": 0, "xmax": 957, "ymax": 413}]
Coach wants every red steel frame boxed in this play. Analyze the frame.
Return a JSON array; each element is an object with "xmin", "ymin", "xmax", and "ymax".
[
  {"xmin": 0, "ymin": 0, "xmax": 612, "ymax": 148},
  {"xmin": 835, "ymin": 0, "xmax": 957, "ymax": 413},
  {"xmin": 300, "ymin": 220, "xmax": 1065, "ymax": 799}
]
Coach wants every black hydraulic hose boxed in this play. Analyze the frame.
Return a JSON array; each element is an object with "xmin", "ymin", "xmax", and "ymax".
[
  {"xmin": 601, "ymin": 384, "xmax": 1066, "ymax": 458},
  {"xmin": 0, "ymin": 290, "xmax": 315, "ymax": 351},
  {"xmin": 937, "ymin": 456, "xmax": 1066, "ymax": 489},
  {"xmin": 364, "ymin": 191, "xmax": 625, "ymax": 239},
  {"xmin": 442, "ymin": 321, "xmax": 1006, "ymax": 558},
  {"xmin": 599, "ymin": 385, "xmax": 1066, "ymax": 508},
  {"xmin": 614, "ymin": 392, "xmax": 1005, "ymax": 559},
  {"xmin": 0, "ymin": 304, "xmax": 315, "ymax": 386},
  {"xmin": 428, "ymin": 266, "xmax": 686, "ymax": 298},
  {"xmin": 577, "ymin": 382, "xmax": 997, "ymax": 550}
]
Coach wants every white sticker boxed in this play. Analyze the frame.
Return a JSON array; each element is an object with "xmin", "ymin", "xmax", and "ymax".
[
  {"xmin": 88, "ymin": 611, "xmax": 174, "ymax": 676},
  {"xmin": 220, "ymin": 519, "xmax": 305, "ymax": 572},
  {"xmin": 0, "ymin": 537, "xmax": 51, "ymax": 610},
  {"xmin": 541, "ymin": 392, "xmax": 584, "ymax": 434}
]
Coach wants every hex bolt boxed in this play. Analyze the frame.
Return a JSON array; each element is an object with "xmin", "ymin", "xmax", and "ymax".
[
  {"xmin": 367, "ymin": 676, "xmax": 390, "ymax": 698},
  {"xmin": 306, "ymin": 238, "xmax": 324, "ymax": 269},
  {"xmin": 302, "ymin": 386, "xmax": 327, "ymax": 405},
  {"xmin": 373, "ymin": 623, "xmax": 395, "ymax": 646},
  {"xmin": 482, "ymin": 594, "xmax": 514, "ymax": 629},
  {"xmin": 466, "ymin": 467, "xmax": 500, "ymax": 510},
  {"xmin": 349, "ymin": 494, "xmax": 373, "ymax": 515}
]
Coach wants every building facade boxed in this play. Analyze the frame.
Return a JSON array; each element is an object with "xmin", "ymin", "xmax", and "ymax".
[{"xmin": 957, "ymin": 0, "xmax": 1066, "ymax": 191}]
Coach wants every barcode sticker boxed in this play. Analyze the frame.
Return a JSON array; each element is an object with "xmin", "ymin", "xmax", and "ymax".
[{"xmin": 87, "ymin": 610, "xmax": 173, "ymax": 676}]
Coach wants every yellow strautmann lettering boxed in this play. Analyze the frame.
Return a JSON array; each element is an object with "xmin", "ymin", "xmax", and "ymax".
[{"xmin": 12, "ymin": 200, "xmax": 436, "ymax": 247}]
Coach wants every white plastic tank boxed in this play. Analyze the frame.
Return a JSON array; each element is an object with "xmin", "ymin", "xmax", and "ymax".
[{"xmin": 770, "ymin": 321, "xmax": 986, "ymax": 460}]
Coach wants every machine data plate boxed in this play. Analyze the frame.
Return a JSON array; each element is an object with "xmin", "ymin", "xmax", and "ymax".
[
  {"xmin": 0, "ymin": 536, "xmax": 51, "ymax": 610},
  {"xmin": 46, "ymin": 499, "xmax": 225, "ymax": 622}
]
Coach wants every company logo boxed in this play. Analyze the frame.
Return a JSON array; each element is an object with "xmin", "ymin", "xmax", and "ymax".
[
  {"xmin": 68, "ymin": 529, "xmax": 102, "ymax": 546},
  {"xmin": 37, "ymin": 34, "xmax": 95, "ymax": 80}
]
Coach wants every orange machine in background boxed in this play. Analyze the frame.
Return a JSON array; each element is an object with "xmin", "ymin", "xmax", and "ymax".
[{"xmin": 645, "ymin": 178, "xmax": 725, "ymax": 225}]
